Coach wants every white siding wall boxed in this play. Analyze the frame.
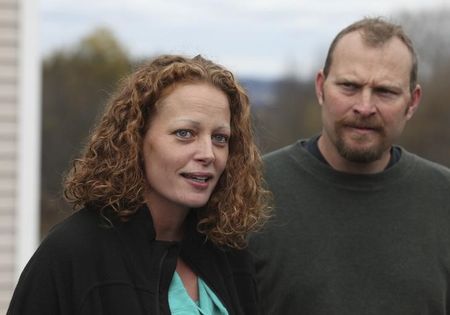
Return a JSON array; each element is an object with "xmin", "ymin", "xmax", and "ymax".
[
  {"xmin": 0, "ymin": 0, "xmax": 39, "ymax": 313},
  {"xmin": 0, "ymin": 0, "xmax": 19, "ymax": 311}
]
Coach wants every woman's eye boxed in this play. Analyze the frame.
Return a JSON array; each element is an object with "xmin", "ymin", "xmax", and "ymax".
[
  {"xmin": 175, "ymin": 130, "xmax": 193, "ymax": 138},
  {"xmin": 213, "ymin": 134, "xmax": 229, "ymax": 144}
]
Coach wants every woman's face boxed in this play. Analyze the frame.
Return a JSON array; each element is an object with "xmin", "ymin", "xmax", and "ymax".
[{"xmin": 142, "ymin": 82, "xmax": 231, "ymax": 213}]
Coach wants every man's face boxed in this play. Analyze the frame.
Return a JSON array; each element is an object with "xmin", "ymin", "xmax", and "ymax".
[{"xmin": 315, "ymin": 31, "xmax": 421, "ymax": 172}]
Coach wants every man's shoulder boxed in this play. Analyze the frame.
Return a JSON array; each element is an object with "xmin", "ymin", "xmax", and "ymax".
[
  {"xmin": 264, "ymin": 142, "xmax": 297, "ymax": 160},
  {"xmin": 261, "ymin": 140, "xmax": 316, "ymax": 190},
  {"xmin": 402, "ymin": 149, "xmax": 450, "ymax": 186},
  {"xmin": 263, "ymin": 139, "xmax": 308, "ymax": 165},
  {"xmin": 403, "ymin": 149, "xmax": 450, "ymax": 174}
]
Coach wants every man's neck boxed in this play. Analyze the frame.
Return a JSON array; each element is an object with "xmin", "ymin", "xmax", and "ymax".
[{"xmin": 317, "ymin": 135, "xmax": 391, "ymax": 174}]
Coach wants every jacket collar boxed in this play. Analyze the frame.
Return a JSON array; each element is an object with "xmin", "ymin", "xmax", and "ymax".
[{"xmin": 110, "ymin": 204, "xmax": 235, "ymax": 313}]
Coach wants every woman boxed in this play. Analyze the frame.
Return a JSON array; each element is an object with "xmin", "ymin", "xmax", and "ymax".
[{"xmin": 7, "ymin": 55, "xmax": 269, "ymax": 315}]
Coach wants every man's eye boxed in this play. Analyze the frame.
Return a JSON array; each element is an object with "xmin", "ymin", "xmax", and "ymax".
[
  {"xmin": 376, "ymin": 88, "xmax": 397, "ymax": 96},
  {"xmin": 341, "ymin": 82, "xmax": 358, "ymax": 90},
  {"xmin": 175, "ymin": 130, "xmax": 193, "ymax": 138}
]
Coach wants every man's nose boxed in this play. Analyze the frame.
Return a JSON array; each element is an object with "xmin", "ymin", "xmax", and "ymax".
[{"xmin": 353, "ymin": 89, "xmax": 376, "ymax": 116}]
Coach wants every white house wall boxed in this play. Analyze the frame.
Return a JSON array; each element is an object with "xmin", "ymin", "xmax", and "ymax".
[{"xmin": 0, "ymin": 0, "xmax": 40, "ymax": 312}]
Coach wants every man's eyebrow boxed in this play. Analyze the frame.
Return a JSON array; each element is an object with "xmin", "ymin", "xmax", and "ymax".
[{"xmin": 374, "ymin": 84, "xmax": 402, "ymax": 92}]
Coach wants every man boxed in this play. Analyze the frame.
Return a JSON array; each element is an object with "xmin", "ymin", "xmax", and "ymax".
[{"xmin": 250, "ymin": 17, "xmax": 450, "ymax": 314}]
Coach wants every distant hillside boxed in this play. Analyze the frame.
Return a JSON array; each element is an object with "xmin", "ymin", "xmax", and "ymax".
[{"xmin": 239, "ymin": 78, "xmax": 277, "ymax": 107}]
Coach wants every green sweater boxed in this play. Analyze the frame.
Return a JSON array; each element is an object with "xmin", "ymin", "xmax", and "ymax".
[{"xmin": 250, "ymin": 140, "xmax": 450, "ymax": 315}]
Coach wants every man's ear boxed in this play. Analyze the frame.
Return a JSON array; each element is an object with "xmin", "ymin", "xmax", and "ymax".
[
  {"xmin": 406, "ymin": 84, "xmax": 422, "ymax": 120},
  {"xmin": 315, "ymin": 70, "xmax": 325, "ymax": 106}
]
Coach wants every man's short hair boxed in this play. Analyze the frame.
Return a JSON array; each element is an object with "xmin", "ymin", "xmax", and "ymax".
[{"xmin": 322, "ymin": 17, "xmax": 418, "ymax": 92}]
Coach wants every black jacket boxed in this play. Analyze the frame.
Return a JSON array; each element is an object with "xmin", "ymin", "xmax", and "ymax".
[{"xmin": 7, "ymin": 205, "xmax": 259, "ymax": 315}]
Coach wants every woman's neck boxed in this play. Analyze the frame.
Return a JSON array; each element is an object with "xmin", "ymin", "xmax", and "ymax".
[{"xmin": 145, "ymin": 198, "xmax": 190, "ymax": 241}]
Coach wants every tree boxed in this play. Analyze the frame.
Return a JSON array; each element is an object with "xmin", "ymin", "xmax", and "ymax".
[
  {"xmin": 398, "ymin": 10, "xmax": 450, "ymax": 166},
  {"xmin": 253, "ymin": 75, "xmax": 319, "ymax": 154},
  {"xmin": 41, "ymin": 28, "xmax": 132, "ymax": 236}
]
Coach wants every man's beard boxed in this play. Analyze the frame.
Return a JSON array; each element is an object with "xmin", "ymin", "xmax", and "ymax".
[{"xmin": 334, "ymin": 116, "xmax": 388, "ymax": 163}]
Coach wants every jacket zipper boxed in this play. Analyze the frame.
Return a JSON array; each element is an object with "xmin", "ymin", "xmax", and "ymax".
[
  {"xmin": 182, "ymin": 253, "xmax": 233, "ymax": 314},
  {"xmin": 155, "ymin": 248, "xmax": 169, "ymax": 315}
]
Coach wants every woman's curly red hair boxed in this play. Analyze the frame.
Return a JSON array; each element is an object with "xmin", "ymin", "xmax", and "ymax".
[{"xmin": 64, "ymin": 54, "xmax": 270, "ymax": 249}]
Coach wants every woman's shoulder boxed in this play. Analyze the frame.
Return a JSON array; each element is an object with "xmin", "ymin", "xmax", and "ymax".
[
  {"xmin": 222, "ymin": 245, "xmax": 252, "ymax": 259},
  {"xmin": 39, "ymin": 207, "xmax": 117, "ymax": 259}
]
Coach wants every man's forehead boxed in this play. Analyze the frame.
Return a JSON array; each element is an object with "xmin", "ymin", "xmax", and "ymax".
[{"xmin": 333, "ymin": 32, "xmax": 413, "ymax": 67}]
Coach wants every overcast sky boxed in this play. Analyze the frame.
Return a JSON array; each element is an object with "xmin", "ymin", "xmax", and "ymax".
[{"xmin": 40, "ymin": 0, "xmax": 449, "ymax": 79}]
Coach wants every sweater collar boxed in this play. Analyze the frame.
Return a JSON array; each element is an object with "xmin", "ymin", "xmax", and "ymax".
[
  {"xmin": 304, "ymin": 134, "xmax": 402, "ymax": 170},
  {"xmin": 288, "ymin": 139, "xmax": 415, "ymax": 191}
]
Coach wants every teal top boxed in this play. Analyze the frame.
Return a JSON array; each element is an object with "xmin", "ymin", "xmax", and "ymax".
[{"xmin": 168, "ymin": 272, "xmax": 229, "ymax": 315}]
